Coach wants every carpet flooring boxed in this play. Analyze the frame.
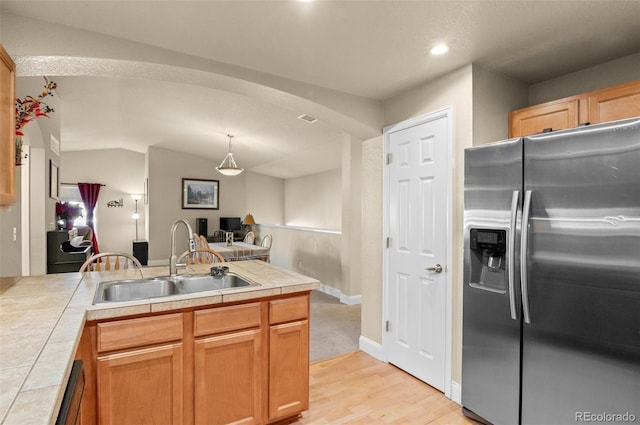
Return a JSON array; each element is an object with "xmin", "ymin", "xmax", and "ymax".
[{"xmin": 309, "ymin": 290, "xmax": 361, "ymax": 362}]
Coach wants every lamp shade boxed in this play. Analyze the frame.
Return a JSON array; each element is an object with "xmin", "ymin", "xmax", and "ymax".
[{"xmin": 243, "ymin": 214, "xmax": 256, "ymax": 225}]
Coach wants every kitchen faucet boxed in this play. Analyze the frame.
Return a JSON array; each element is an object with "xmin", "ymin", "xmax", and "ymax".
[{"xmin": 169, "ymin": 219, "xmax": 196, "ymax": 276}]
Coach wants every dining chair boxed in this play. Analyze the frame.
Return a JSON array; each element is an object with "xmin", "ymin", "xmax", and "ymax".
[
  {"xmin": 259, "ymin": 234, "xmax": 272, "ymax": 262},
  {"xmin": 211, "ymin": 230, "xmax": 226, "ymax": 242},
  {"xmin": 80, "ymin": 252, "xmax": 143, "ymax": 277},
  {"xmin": 178, "ymin": 247, "xmax": 226, "ymax": 265},
  {"xmin": 243, "ymin": 231, "xmax": 255, "ymax": 244}
]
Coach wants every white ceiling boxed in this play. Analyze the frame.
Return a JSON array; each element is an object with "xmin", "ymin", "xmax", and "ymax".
[{"xmin": 3, "ymin": 0, "xmax": 640, "ymax": 178}]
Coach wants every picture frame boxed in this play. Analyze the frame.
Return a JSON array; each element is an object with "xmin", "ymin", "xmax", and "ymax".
[
  {"xmin": 182, "ymin": 178, "xmax": 219, "ymax": 209},
  {"xmin": 49, "ymin": 160, "xmax": 59, "ymax": 200}
]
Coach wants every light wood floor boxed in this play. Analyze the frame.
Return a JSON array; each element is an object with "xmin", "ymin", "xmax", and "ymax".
[{"xmin": 292, "ymin": 350, "xmax": 477, "ymax": 425}]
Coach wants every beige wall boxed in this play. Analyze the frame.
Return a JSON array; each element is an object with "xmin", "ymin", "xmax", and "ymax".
[
  {"xmin": 255, "ymin": 224, "xmax": 342, "ymax": 294},
  {"xmin": 147, "ymin": 146, "xmax": 249, "ymax": 262},
  {"xmin": 245, "ymin": 172, "xmax": 284, "ymax": 225},
  {"xmin": 60, "ymin": 149, "xmax": 146, "ymax": 254},
  {"xmin": 529, "ymin": 53, "xmax": 640, "ymax": 105},
  {"xmin": 284, "ymin": 169, "xmax": 341, "ymax": 230},
  {"xmin": 360, "ymin": 136, "xmax": 383, "ymax": 341},
  {"xmin": 472, "ymin": 65, "xmax": 529, "ymax": 146}
]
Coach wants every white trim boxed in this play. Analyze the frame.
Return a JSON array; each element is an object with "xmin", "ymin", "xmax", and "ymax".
[
  {"xmin": 382, "ymin": 107, "xmax": 455, "ymax": 399},
  {"xmin": 257, "ymin": 223, "xmax": 341, "ymax": 235},
  {"xmin": 358, "ymin": 336, "xmax": 384, "ymax": 361},
  {"xmin": 339, "ymin": 293, "xmax": 361, "ymax": 305},
  {"xmin": 450, "ymin": 381, "xmax": 462, "ymax": 404},
  {"xmin": 147, "ymin": 259, "xmax": 168, "ymax": 267},
  {"xmin": 317, "ymin": 283, "xmax": 362, "ymax": 305}
]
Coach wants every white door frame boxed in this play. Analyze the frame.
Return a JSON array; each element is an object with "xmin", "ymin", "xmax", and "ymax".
[{"xmin": 382, "ymin": 107, "xmax": 454, "ymax": 398}]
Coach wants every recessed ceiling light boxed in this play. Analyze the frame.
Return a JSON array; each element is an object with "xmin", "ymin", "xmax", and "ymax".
[{"xmin": 430, "ymin": 44, "xmax": 449, "ymax": 56}]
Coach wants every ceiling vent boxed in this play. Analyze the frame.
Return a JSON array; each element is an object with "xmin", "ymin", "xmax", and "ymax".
[{"xmin": 297, "ymin": 114, "xmax": 317, "ymax": 124}]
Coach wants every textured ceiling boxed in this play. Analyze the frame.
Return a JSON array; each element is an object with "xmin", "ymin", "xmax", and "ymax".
[{"xmin": 2, "ymin": 1, "xmax": 639, "ymax": 178}]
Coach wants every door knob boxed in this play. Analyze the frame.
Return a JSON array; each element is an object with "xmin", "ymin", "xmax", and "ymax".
[{"xmin": 426, "ymin": 264, "xmax": 443, "ymax": 273}]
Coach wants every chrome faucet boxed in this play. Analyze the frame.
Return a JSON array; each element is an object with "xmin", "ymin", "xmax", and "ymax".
[{"xmin": 169, "ymin": 219, "xmax": 196, "ymax": 276}]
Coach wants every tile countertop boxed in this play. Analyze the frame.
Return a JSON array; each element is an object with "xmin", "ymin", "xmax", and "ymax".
[{"xmin": 0, "ymin": 261, "xmax": 320, "ymax": 425}]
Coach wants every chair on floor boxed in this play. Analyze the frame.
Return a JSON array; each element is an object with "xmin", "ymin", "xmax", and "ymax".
[
  {"xmin": 178, "ymin": 247, "xmax": 226, "ymax": 265},
  {"xmin": 243, "ymin": 231, "xmax": 255, "ymax": 244},
  {"xmin": 80, "ymin": 252, "xmax": 143, "ymax": 277},
  {"xmin": 259, "ymin": 234, "xmax": 272, "ymax": 262},
  {"xmin": 210, "ymin": 230, "xmax": 226, "ymax": 242}
]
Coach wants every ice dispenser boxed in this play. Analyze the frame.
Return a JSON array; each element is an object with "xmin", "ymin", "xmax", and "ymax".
[{"xmin": 469, "ymin": 228, "xmax": 507, "ymax": 292}]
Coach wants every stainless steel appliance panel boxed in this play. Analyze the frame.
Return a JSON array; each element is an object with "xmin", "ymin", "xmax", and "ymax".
[
  {"xmin": 462, "ymin": 138, "xmax": 522, "ymax": 425},
  {"xmin": 521, "ymin": 118, "xmax": 640, "ymax": 424}
]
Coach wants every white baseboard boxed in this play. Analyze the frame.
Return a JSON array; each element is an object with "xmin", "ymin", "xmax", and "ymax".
[
  {"xmin": 450, "ymin": 381, "xmax": 462, "ymax": 404},
  {"xmin": 147, "ymin": 259, "xmax": 167, "ymax": 267},
  {"xmin": 358, "ymin": 336, "xmax": 384, "ymax": 361},
  {"xmin": 318, "ymin": 284, "xmax": 362, "ymax": 305},
  {"xmin": 340, "ymin": 293, "xmax": 362, "ymax": 305}
]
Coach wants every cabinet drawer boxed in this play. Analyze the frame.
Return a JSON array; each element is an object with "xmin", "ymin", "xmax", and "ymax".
[
  {"xmin": 97, "ymin": 313, "xmax": 183, "ymax": 352},
  {"xmin": 194, "ymin": 302, "xmax": 261, "ymax": 337},
  {"xmin": 269, "ymin": 295, "xmax": 308, "ymax": 324}
]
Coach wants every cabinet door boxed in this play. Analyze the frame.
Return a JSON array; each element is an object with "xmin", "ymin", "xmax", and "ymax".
[
  {"xmin": 509, "ymin": 99, "xmax": 579, "ymax": 137},
  {"xmin": 194, "ymin": 329, "xmax": 262, "ymax": 425},
  {"xmin": 0, "ymin": 44, "xmax": 16, "ymax": 206},
  {"xmin": 588, "ymin": 82, "xmax": 640, "ymax": 124},
  {"xmin": 268, "ymin": 320, "xmax": 309, "ymax": 422},
  {"xmin": 97, "ymin": 343, "xmax": 183, "ymax": 425}
]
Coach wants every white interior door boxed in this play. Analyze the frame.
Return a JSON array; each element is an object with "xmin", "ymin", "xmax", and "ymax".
[{"xmin": 385, "ymin": 111, "xmax": 450, "ymax": 391}]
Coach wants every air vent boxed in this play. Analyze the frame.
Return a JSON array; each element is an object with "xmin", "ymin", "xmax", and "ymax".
[{"xmin": 297, "ymin": 114, "xmax": 317, "ymax": 124}]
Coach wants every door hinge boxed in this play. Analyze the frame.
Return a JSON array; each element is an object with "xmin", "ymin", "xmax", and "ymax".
[
  {"xmin": 386, "ymin": 237, "xmax": 390, "ymax": 248},
  {"xmin": 386, "ymin": 320, "xmax": 390, "ymax": 332},
  {"xmin": 386, "ymin": 153, "xmax": 393, "ymax": 165}
]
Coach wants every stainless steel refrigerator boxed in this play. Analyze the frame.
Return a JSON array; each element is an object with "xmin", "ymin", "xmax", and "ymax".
[{"xmin": 462, "ymin": 117, "xmax": 640, "ymax": 425}]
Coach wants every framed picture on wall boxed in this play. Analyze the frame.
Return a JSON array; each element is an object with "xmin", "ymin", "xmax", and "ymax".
[
  {"xmin": 182, "ymin": 178, "xmax": 219, "ymax": 209},
  {"xmin": 49, "ymin": 160, "xmax": 59, "ymax": 200}
]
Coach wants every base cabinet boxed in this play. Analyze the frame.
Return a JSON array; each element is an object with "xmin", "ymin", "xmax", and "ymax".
[
  {"xmin": 97, "ymin": 343, "xmax": 184, "ymax": 425},
  {"xmin": 268, "ymin": 321, "xmax": 309, "ymax": 422},
  {"xmin": 194, "ymin": 329, "xmax": 263, "ymax": 425},
  {"xmin": 78, "ymin": 293, "xmax": 310, "ymax": 425}
]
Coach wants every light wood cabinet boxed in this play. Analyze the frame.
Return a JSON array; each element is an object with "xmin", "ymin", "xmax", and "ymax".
[
  {"xmin": 194, "ymin": 302, "xmax": 263, "ymax": 425},
  {"xmin": 268, "ymin": 296, "xmax": 310, "ymax": 422},
  {"xmin": 509, "ymin": 80, "xmax": 640, "ymax": 137},
  {"xmin": 97, "ymin": 343, "xmax": 184, "ymax": 425},
  {"xmin": 0, "ymin": 44, "xmax": 16, "ymax": 207},
  {"xmin": 94, "ymin": 314, "xmax": 185, "ymax": 425},
  {"xmin": 79, "ymin": 293, "xmax": 311, "ymax": 425}
]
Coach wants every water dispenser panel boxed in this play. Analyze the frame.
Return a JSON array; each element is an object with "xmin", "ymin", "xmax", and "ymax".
[{"xmin": 469, "ymin": 228, "xmax": 507, "ymax": 293}]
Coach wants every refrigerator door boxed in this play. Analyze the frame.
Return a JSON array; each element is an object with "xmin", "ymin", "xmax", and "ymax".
[
  {"xmin": 521, "ymin": 118, "xmax": 640, "ymax": 424},
  {"xmin": 462, "ymin": 138, "xmax": 522, "ymax": 425}
]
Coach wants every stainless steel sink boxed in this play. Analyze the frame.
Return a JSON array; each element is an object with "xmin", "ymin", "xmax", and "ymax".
[
  {"xmin": 93, "ymin": 273, "xmax": 259, "ymax": 304},
  {"xmin": 176, "ymin": 273, "xmax": 257, "ymax": 293},
  {"xmin": 94, "ymin": 279, "xmax": 179, "ymax": 303}
]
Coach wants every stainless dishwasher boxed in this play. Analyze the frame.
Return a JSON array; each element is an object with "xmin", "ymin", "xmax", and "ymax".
[{"xmin": 55, "ymin": 360, "xmax": 85, "ymax": 425}]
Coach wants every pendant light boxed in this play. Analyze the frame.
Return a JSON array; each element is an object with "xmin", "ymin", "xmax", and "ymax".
[{"xmin": 216, "ymin": 134, "xmax": 244, "ymax": 176}]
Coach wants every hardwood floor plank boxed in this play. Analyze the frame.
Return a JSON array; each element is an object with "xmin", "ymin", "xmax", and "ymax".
[{"xmin": 293, "ymin": 351, "xmax": 476, "ymax": 425}]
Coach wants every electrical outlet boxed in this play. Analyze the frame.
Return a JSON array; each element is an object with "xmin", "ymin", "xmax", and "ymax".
[{"xmin": 12, "ymin": 227, "xmax": 17, "ymax": 241}]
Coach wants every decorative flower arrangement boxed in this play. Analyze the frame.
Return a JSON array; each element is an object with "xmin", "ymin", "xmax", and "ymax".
[
  {"xmin": 56, "ymin": 202, "xmax": 83, "ymax": 221},
  {"xmin": 15, "ymin": 77, "xmax": 57, "ymax": 136}
]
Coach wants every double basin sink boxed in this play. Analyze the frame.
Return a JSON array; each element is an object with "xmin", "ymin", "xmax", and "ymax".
[{"xmin": 93, "ymin": 272, "xmax": 259, "ymax": 304}]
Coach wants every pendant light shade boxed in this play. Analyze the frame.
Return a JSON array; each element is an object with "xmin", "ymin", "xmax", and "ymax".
[{"xmin": 216, "ymin": 134, "xmax": 244, "ymax": 176}]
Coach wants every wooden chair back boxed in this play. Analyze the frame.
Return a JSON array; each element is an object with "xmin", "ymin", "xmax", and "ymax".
[
  {"xmin": 80, "ymin": 252, "xmax": 143, "ymax": 276},
  {"xmin": 178, "ymin": 247, "xmax": 226, "ymax": 265},
  {"xmin": 243, "ymin": 231, "xmax": 255, "ymax": 244}
]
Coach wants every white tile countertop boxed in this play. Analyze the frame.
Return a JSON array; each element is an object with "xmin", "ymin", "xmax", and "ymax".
[{"xmin": 0, "ymin": 261, "xmax": 320, "ymax": 425}]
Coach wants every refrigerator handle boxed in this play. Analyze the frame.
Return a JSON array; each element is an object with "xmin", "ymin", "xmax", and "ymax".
[
  {"xmin": 508, "ymin": 190, "xmax": 519, "ymax": 320},
  {"xmin": 521, "ymin": 190, "xmax": 533, "ymax": 324}
]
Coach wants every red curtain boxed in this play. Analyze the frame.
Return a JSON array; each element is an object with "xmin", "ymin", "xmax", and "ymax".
[{"xmin": 78, "ymin": 183, "xmax": 101, "ymax": 255}]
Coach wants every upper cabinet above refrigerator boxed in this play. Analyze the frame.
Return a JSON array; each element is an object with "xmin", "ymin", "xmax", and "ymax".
[{"xmin": 509, "ymin": 80, "xmax": 640, "ymax": 138}]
